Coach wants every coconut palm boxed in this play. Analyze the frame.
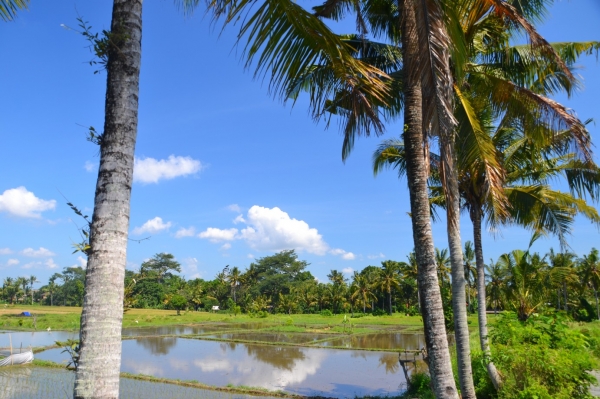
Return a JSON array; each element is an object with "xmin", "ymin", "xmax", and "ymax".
[
  {"xmin": 579, "ymin": 248, "xmax": 600, "ymax": 320},
  {"xmin": 463, "ymin": 241, "xmax": 477, "ymax": 308},
  {"xmin": 227, "ymin": 266, "xmax": 242, "ymax": 303},
  {"xmin": 350, "ymin": 271, "xmax": 376, "ymax": 314},
  {"xmin": 485, "ymin": 258, "xmax": 505, "ymax": 314},
  {"xmin": 547, "ymin": 249, "xmax": 578, "ymax": 311},
  {"xmin": 377, "ymin": 260, "xmax": 401, "ymax": 315},
  {"xmin": 28, "ymin": 275, "xmax": 38, "ymax": 305},
  {"xmin": 435, "ymin": 248, "xmax": 452, "ymax": 290},
  {"xmin": 0, "ymin": 0, "xmax": 28, "ymax": 21}
]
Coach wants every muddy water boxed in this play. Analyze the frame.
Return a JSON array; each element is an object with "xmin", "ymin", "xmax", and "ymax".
[
  {"xmin": 0, "ymin": 366, "xmax": 283, "ymax": 399},
  {"xmin": 38, "ymin": 337, "xmax": 407, "ymax": 398}
]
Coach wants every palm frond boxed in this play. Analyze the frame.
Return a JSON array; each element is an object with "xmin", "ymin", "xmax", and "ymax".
[
  {"xmin": 0, "ymin": 0, "xmax": 28, "ymax": 21},
  {"xmin": 206, "ymin": 0, "xmax": 391, "ymax": 153}
]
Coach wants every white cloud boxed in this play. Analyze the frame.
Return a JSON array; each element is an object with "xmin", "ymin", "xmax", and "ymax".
[
  {"xmin": 45, "ymin": 259, "xmax": 58, "ymax": 269},
  {"xmin": 233, "ymin": 214, "xmax": 245, "ymax": 224},
  {"xmin": 181, "ymin": 257, "xmax": 201, "ymax": 279},
  {"xmin": 368, "ymin": 253, "xmax": 385, "ymax": 259},
  {"xmin": 21, "ymin": 247, "xmax": 56, "ymax": 258},
  {"xmin": 0, "ymin": 248, "xmax": 12, "ymax": 255},
  {"xmin": 134, "ymin": 155, "xmax": 202, "ymax": 184},
  {"xmin": 342, "ymin": 267, "xmax": 354, "ymax": 274},
  {"xmin": 198, "ymin": 227, "xmax": 238, "ymax": 243},
  {"xmin": 132, "ymin": 217, "xmax": 172, "ymax": 235},
  {"xmin": 220, "ymin": 243, "xmax": 231, "ymax": 251},
  {"xmin": 330, "ymin": 248, "xmax": 356, "ymax": 260},
  {"xmin": 84, "ymin": 161, "xmax": 96, "ymax": 172},
  {"xmin": 175, "ymin": 227, "xmax": 196, "ymax": 238},
  {"xmin": 6, "ymin": 259, "xmax": 19, "ymax": 266},
  {"xmin": 77, "ymin": 256, "xmax": 87, "ymax": 269},
  {"xmin": 227, "ymin": 204, "xmax": 241, "ymax": 213},
  {"xmin": 0, "ymin": 187, "xmax": 56, "ymax": 218},
  {"xmin": 239, "ymin": 206, "xmax": 329, "ymax": 255},
  {"xmin": 247, "ymin": 254, "xmax": 254, "ymax": 259},
  {"xmin": 22, "ymin": 262, "xmax": 37, "ymax": 269}
]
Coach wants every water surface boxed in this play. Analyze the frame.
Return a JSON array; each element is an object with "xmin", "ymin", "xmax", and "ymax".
[{"xmin": 38, "ymin": 337, "xmax": 407, "ymax": 398}]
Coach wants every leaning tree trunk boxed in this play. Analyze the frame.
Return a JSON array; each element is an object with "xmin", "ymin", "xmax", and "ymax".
[
  {"xmin": 443, "ymin": 152, "xmax": 476, "ymax": 399},
  {"xmin": 74, "ymin": 1, "xmax": 143, "ymax": 398},
  {"xmin": 400, "ymin": 1, "xmax": 458, "ymax": 397},
  {"xmin": 471, "ymin": 206, "xmax": 502, "ymax": 390}
]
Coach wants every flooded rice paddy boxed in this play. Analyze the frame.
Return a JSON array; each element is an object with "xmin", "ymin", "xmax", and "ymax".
[
  {"xmin": 0, "ymin": 366, "xmax": 284, "ymax": 399},
  {"xmin": 2, "ymin": 324, "xmax": 433, "ymax": 398}
]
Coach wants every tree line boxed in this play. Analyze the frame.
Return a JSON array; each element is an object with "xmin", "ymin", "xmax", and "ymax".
[{"xmin": 7, "ymin": 245, "xmax": 598, "ymax": 326}]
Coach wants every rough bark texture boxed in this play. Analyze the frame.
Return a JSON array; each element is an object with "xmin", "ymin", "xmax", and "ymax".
[
  {"xmin": 400, "ymin": 1, "xmax": 459, "ymax": 397},
  {"xmin": 444, "ymin": 161, "xmax": 476, "ymax": 399},
  {"xmin": 471, "ymin": 206, "xmax": 502, "ymax": 390},
  {"xmin": 74, "ymin": 1, "xmax": 143, "ymax": 398}
]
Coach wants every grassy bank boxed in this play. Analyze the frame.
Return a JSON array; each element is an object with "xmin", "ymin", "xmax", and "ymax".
[{"xmin": 0, "ymin": 304, "xmax": 466, "ymax": 332}]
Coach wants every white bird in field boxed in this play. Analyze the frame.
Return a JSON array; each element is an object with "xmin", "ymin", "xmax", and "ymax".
[
  {"xmin": 47, "ymin": 327, "xmax": 51, "ymax": 331},
  {"xmin": 135, "ymin": 320, "xmax": 138, "ymax": 324}
]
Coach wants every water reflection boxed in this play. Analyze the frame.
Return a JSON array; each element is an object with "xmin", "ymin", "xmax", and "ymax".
[
  {"xmin": 135, "ymin": 336, "xmax": 177, "ymax": 355},
  {"xmin": 0, "ymin": 366, "xmax": 284, "ymax": 399},
  {"xmin": 37, "ymin": 337, "xmax": 406, "ymax": 398},
  {"xmin": 0, "ymin": 330, "xmax": 77, "ymax": 348},
  {"xmin": 318, "ymin": 332, "xmax": 426, "ymax": 350}
]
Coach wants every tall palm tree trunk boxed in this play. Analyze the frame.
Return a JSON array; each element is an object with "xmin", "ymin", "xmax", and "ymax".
[
  {"xmin": 444, "ymin": 160, "xmax": 476, "ymax": 399},
  {"xmin": 471, "ymin": 206, "xmax": 502, "ymax": 390},
  {"xmin": 74, "ymin": 1, "xmax": 143, "ymax": 398},
  {"xmin": 400, "ymin": 1, "xmax": 458, "ymax": 397}
]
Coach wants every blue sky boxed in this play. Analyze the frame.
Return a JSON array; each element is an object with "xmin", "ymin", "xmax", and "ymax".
[{"xmin": 0, "ymin": 0, "xmax": 599, "ymax": 285}]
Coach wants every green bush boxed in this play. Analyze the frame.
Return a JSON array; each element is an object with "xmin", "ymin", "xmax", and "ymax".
[
  {"xmin": 320, "ymin": 309, "xmax": 333, "ymax": 317},
  {"xmin": 489, "ymin": 312, "xmax": 597, "ymax": 399}
]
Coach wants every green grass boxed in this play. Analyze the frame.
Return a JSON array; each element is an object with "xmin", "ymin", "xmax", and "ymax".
[{"xmin": 0, "ymin": 304, "xmax": 444, "ymax": 332}]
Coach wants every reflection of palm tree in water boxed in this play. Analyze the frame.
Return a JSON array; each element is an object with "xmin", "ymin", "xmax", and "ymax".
[
  {"xmin": 378, "ymin": 353, "xmax": 400, "ymax": 374},
  {"xmin": 245, "ymin": 345, "xmax": 305, "ymax": 371},
  {"xmin": 135, "ymin": 337, "xmax": 177, "ymax": 355}
]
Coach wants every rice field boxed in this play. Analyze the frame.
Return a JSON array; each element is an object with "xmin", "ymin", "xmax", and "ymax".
[{"xmin": 0, "ymin": 366, "xmax": 284, "ymax": 399}]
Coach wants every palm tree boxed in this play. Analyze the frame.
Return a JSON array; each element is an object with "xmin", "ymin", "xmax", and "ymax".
[
  {"xmin": 435, "ymin": 248, "xmax": 451, "ymax": 290},
  {"xmin": 579, "ymin": 248, "xmax": 600, "ymax": 320},
  {"xmin": 377, "ymin": 261, "xmax": 401, "ymax": 315},
  {"xmin": 0, "ymin": 0, "xmax": 28, "ymax": 21},
  {"xmin": 547, "ymin": 249, "xmax": 577, "ymax": 312},
  {"xmin": 227, "ymin": 266, "xmax": 242, "ymax": 303},
  {"xmin": 463, "ymin": 242, "xmax": 477, "ymax": 309},
  {"xmin": 350, "ymin": 271, "xmax": 376, "ymax": 314},
  {"xmin": 28, "ymin": 275, "xmax": 38, "ymax": 305},
  {"xmin": 16, "ymin": 277, "xmax": 27, "ymax": 303},
  {"xmin": 485, "ymin": 258, "xmax": 505, "ymax": 315}
]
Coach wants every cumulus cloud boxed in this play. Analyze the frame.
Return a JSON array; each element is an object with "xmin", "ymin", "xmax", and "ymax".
[
  {"xmin": 134, "ymin": 155, "xmax": 202, "ymax": 184},
  {"xmin": 200, "ymin": 205, "xmax": 355, "ymax": 258},
  {"xmin": 227, "ymin": 204, "xmax": 241, "ymax": 213},
  {"xmin": 84, "ymin": 161, "xmax": 96, "ymax": 172},
  {"xmin": 220, "ymin": 243, "xmax": 232, "ymax": 251},
  {"xmin": 330, "ymin": 248, "xmax": 356, "ymax": 260},
  {"xmin": 175, "ymin": 227, "xmax": 196, "ymax": 238},
  {"xmin": 238, "ymin": 206, "xmax": 329, "ymax": 254},
  {"xmin": 0, "ymin": 187, "xmax": 56, "ymax": 218},
  {"xmin": 132, "ymin": 217, "xmax": 172, "ymax": 235},
  {"xmin": 198, "ymin": 227, "xmax": 238, "ymax": 243},
  {"xmin": 181, "ymin": 257, "xmax": 201, "ymax": 279},
  {"xmin": 342, "ymin": 267, "xmax": 354, "ymax": 274},
  {"xmin": 0, "ymin": 248, "xmax": 12, "ymax": 255},
  {"xmin": 77, "ymin": 256, "xmax": 87, "ymax": 269},
  {"xmin": 45, "ymin": 259, "xmax": 58, "ymax": 269},
  {"xmin": 21, "ymin": 247, "xmax": 56, "ymax": 258},
  {"xmin": 6, "ymin": 259, "xmax": 19, "ymax": 266}
]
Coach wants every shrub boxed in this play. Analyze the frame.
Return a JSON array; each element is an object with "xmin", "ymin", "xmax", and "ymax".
[
  {"xmin": 320, "ymin": 309, "xmax": 333, "ymax": 317},
  {"xmin": 489, "ymin": 312, "xmax": 597, "ymax": 399}
]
